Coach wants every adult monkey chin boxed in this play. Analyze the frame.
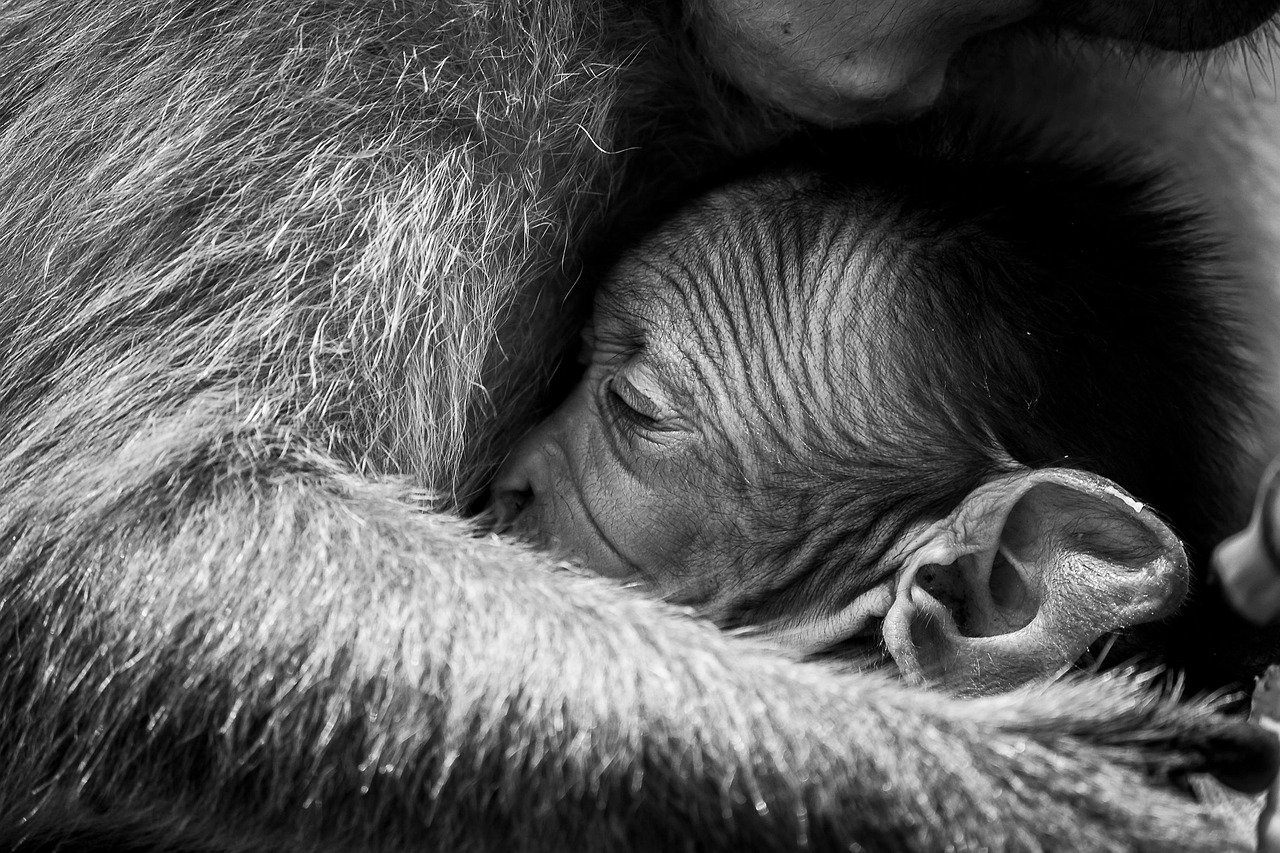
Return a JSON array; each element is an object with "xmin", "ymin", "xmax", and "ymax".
[
  {"xmin": 0, "ymin": 2, "xmax": 1279, "ymax": 853},
  {"xmin": 687, "ymin": 0, "xmax": 1280, "ymax": 123}
]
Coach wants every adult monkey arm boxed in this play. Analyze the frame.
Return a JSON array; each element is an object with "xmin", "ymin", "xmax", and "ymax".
[
  {"xmin": 0, "ymin": 0, "xmax": 1275, "ymax": 852},
  {"xmin": 1, "ymin": 474, "xmax": 1270, "ymax": 851}
]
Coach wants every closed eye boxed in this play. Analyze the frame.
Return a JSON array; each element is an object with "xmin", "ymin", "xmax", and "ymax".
[{"xmin": 607, "ymin": 376, "xmax": 661, "ymax": 427}]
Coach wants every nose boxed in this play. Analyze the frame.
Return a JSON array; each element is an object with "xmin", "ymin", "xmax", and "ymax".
[{"xmin": 488, "ymin": 465, "xmax": 536, "ymax": 533}]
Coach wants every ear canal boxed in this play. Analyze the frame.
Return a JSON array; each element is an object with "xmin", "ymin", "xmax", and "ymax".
[
  {"xmin": 911, "ymin": 550, "xmax": 1035, "ymax": 638},
  {"xmin": 882, "ymin": 469, "xmax": 1190, "ymax": 693}
]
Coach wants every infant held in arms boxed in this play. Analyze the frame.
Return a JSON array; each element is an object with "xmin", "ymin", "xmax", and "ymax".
[{"xmin": 487, "ymin": 149, "xmax": 1233, "ymax": 693}]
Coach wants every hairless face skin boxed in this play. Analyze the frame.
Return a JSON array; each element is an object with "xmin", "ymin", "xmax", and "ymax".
[
  {"xmin": 488, "ymin": 159, "xmax": 1208, "ymax": 687},
  {"xmin": 493, "ymin": 175, "xmax": 872, "ymax": 618}
]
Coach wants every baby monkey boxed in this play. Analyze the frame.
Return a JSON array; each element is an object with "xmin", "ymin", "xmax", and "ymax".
[{"xmin": 489, "ymin": 140, "xmax": 1257, "ymax": 692}]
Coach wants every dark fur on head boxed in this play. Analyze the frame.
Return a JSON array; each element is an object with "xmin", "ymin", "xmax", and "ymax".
[{"xmin": 667, "ymin": 129, "xmax": 1260, "ymax": 686}]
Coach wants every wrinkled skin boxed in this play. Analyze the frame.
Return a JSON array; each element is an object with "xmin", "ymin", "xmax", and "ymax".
[
  {"xmin": 492, "ymin": 243, "xmax": 781, "ymax": 602},
  {"xmin": 491, "ymin": 180, "xmax": 876, "ymax": 610}
]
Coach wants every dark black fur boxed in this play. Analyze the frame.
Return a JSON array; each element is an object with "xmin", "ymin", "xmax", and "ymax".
[{"xmin": 774, "ymin": 131, "xmax": 1261, "ymax": 686}]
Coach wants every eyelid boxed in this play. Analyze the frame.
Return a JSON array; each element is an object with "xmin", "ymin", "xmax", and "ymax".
[
  {"xmin": 611, "ymin": 373, "xmax": 662, "ymax": 421},
  {"xmin": 614, "ymin": 366, "xmax": 681, "ymax": 424}
]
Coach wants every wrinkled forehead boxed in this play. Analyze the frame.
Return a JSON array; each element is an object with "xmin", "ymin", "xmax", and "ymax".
[
  {"xmin": 596, "ymin": 177, "xmax": 892, "ymax": 440},
  {"xmin": 599, "ymin": 179, "xmax": 883, "ymax": 333}
]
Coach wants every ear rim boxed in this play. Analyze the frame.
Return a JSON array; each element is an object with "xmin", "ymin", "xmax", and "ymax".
[{"xmin": 882, "ymin": 467, "xmax": 1189, "ymax": 692}]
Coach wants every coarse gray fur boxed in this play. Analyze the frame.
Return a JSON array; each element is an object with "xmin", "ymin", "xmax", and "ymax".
[{"xmin": 0, "ymin": 0, "xmax": 1273, "ymax": 851}]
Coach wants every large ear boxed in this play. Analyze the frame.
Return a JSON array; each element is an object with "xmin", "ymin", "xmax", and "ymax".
[{"xmin": 881, "ymin": 468, "xmax": 1189, "ymax": 693}]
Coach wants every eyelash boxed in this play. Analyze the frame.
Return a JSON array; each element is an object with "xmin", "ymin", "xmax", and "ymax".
[{"xmin": 605, "ymin": 380, "xmax": 659, "ymax": 430}]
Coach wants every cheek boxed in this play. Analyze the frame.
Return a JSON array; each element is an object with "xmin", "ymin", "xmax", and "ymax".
[
  {"xmin": 494, "ymin": 402, "xmax": 678, "ymax": 581},
  {"xmin": 584, "ymin": 475, "xmax": 698, "ymax": 562},
  {"xmin": 503, "ymin": 386, "xmax": 740, "ymax": 596},
  {"xmin": 577, "ymin": 446, "xmax": 737, "ymax": 600}
]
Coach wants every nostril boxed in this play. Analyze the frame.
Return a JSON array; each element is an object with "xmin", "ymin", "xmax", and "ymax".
[
  {"xmin": 506, "ymin": 487, "xmax": 533, "ymax": 516},
  {"xmin": 489, "ymin": 485, "xmax": 535, "ymax": 531}
]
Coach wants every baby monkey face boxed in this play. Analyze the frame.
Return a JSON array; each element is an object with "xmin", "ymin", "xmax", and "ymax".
[
  {"xmin": 488, "ymin": 235, "xmax": 801, "ymax": 611},
  {"xmin": 488, "ymin": 171, "xmax": 1199, "ymax": 683}
]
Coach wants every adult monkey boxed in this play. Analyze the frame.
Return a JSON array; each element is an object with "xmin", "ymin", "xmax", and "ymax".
[{"xmin": 0, "ymin": 2, "xmax": 1279, "ymax": 853}]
